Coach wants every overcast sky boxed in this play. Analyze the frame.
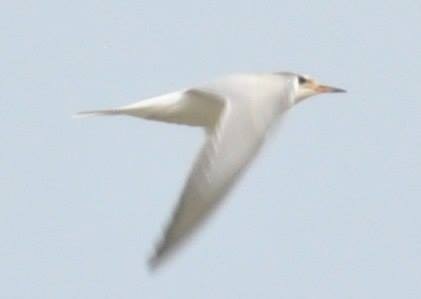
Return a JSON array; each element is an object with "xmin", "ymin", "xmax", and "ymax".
[{"xmin": 1, "ymin": 0, "xmax": 421, "ymax": 298}]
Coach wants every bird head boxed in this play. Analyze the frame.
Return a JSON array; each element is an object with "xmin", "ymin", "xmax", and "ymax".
[{"xmin": 294, "ymin": 74, "xmax": 346, "ymax": 103}]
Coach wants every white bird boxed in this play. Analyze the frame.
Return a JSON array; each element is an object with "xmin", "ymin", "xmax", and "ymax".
[{"xmin": 76, "ymin": 72, "xmax": 345, "ymax": 270}]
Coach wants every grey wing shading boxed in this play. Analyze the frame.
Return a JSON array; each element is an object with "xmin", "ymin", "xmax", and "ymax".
[{"xmin": 148, "ymin": 89, "xmax": 269, "ymax": 270}]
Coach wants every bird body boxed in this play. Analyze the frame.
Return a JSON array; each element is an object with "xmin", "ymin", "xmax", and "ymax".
[
  {"xmin": 78, "ymin": 73, "xmax": 294, "ymax": 128},
  {"xmin": 76, "ymin": 72, "xmax": 345, "ymax": 269}
]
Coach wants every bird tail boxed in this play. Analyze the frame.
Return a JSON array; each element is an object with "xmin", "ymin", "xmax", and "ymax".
[{"xmin": 72, "ymin": 109, "xmax": 122, "ymax": 118}]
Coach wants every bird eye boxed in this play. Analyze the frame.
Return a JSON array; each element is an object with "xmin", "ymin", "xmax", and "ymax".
[{"xmin": 298, "ymin": 76, "xmax": 307, "ymax": 85}]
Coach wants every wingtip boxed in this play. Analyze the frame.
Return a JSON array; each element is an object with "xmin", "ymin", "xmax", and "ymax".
[
  {"xmin": 147, "ymin": 252, "xmax": 168, "ymax": 273},
  {"xmin": 147, "ymin": 242, "xmax": 173, "ymax": 272},
  {"xmin": 147, "ymin": 256, "xmax": 160, "ymax": 272}
]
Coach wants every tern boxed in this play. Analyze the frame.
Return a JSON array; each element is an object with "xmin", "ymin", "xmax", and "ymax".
[{"xmin": 76, "ymin": 72, "xmax": 345, "ymax": 270}]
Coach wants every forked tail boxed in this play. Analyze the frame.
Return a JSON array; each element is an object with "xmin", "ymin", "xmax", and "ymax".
[{"xmin": 73, "ymin": 109, "xmax": 122, "ymax": 118}]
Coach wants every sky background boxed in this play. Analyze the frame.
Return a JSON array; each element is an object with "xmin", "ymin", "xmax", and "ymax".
[{"xmin": 1, "ymin": 0, "xmax": 421, "ymax": 298}]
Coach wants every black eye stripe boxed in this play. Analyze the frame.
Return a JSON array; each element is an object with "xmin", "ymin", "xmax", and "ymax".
[{"xmin": 298, "ymin": 76, "xmax": 307, "ymax": 84}]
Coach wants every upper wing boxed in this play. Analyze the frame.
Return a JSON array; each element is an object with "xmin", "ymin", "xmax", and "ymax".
[{"xmin": 149, "ymin": 76, "xmax": 294, "ymax": 269}]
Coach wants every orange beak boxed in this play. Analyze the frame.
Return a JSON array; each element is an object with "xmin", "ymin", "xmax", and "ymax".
[{"xmin": 313, "ymin": 84, "xmax": 346, "ymax": 93}]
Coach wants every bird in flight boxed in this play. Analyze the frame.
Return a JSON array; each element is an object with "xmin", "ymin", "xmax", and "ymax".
[{"xmin": 76, "ymin": 72, "xmax": 345, "ymax": 270}]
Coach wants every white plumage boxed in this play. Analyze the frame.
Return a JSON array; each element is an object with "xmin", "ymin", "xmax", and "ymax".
[{"xmin": 76, "ymin": 72, "xmax": 345, "ymax": 270}]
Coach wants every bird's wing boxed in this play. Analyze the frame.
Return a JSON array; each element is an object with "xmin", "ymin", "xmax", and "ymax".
[{"xmin": 149, "ymin": 81, "xmax": 293, "ymax": 269}]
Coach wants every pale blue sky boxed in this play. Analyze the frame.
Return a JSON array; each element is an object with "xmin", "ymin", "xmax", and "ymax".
[{"xmin": 1, "ymin": 0, "xmax": 421, "ymax": 298}]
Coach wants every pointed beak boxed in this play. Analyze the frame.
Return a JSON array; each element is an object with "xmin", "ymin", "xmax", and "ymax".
[{"xmin": 314, "ymin": 84, "xmax": 346, "ymax": 93}]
